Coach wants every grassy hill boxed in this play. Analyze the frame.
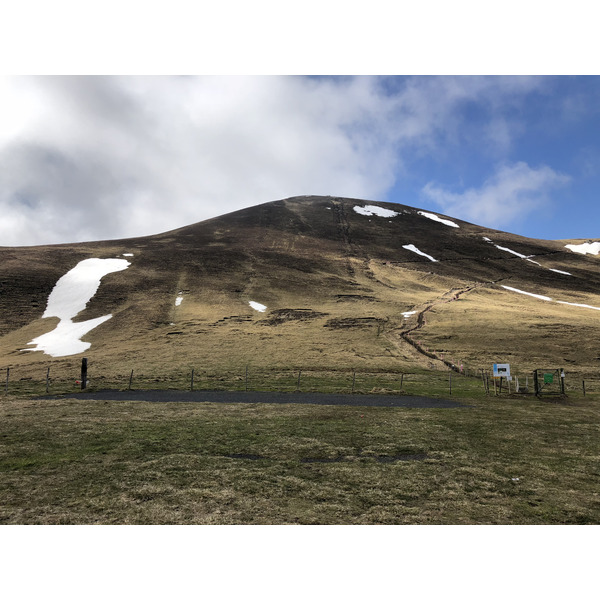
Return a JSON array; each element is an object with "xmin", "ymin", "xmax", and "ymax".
[
  {"xmin": 1, "ymin": 195, "xmax": 599, "ymax": 390},
  {"xmin": 3, "ymin": 196, "xmax": 600, "ymax": 526}
]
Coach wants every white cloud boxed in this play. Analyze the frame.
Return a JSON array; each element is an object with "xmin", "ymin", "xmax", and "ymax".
[
  {"xmin": 421, "ymin": 162, "xmax": 570, "ymax": 228},
  {"xmin": 0, "ymin": 76, "xmax": 548, "ymax": 245},
  {"xmin": 0, "ymin": 76, "xmax": 398, "ymax": 245}
]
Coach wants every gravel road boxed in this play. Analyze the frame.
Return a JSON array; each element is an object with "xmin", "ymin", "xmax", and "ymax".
[{"xmin": 44, "ymin": 389, "xmax": 466, "ymax": 408}]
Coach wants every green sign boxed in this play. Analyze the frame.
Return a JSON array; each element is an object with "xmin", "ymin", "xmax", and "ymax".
[{"xmin": 544, "ymin": 373, "xmax": 554, "ymax": 384}]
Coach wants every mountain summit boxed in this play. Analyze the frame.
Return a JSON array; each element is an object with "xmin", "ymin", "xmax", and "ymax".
[{"xmin": 1, "ymin": 196, "xmax": 599, "ymax": 381}]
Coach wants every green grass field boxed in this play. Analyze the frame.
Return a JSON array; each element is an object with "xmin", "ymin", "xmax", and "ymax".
[{"xmin": 1, "ymin": 378, "xmax": 599, "ymax": 524}]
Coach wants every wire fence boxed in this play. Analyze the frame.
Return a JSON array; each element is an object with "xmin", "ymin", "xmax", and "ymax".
[{"xmin": 3, "ymin": 363, "xmax": 599, "ymax": 400}]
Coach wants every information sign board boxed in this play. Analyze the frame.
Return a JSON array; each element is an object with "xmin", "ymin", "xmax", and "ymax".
[{"xmin": 493, "ymin": 363, "xmax": 511, "ymax": 380}]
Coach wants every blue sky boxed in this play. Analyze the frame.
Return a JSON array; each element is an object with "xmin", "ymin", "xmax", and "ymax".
[
  {"xmin": 390, "ymin": 75, "xmax": 600, "ymax": 240},
  {"xmin": 1, "ymin": 75, "xmax": 599, "ymax": 245}
]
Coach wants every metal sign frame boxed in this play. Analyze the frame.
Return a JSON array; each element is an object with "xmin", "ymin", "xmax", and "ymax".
[{"xmin": 533, "ymin": 368, "xmax": 566, "ymax": 396}]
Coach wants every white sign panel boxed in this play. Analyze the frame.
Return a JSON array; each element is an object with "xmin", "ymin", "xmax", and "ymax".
[{"xmin": 493, "ymin": 363, "xmax": 511, "ymax": 379}]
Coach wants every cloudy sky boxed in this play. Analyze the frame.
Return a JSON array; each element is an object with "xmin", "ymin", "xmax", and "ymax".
[{"xmin": 2, "ymin": 74, "xmax": 600, "ymax": 246}]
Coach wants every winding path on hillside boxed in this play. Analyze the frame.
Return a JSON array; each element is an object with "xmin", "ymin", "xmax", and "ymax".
[{"xmin": 389, "ymin": 279, "xmax": 506, "ymax": 373}]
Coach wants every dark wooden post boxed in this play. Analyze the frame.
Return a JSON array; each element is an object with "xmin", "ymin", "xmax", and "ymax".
[
  {"xmin": 81, "ymin": 358, "xmax": 88, "ymax": 390},
  {"xmin": 296, "ymin": 370, "xmax": 302, "ymax": 392},
  {"xmin": 533, "ymin": 370, "xmax": 539, "ymax": 395},
  {"xmin": 5, "ymin": 368, "xmax": 8, "ymax": 394},
  {"xmin": 128, "ymin": 370, "xmax": 134, "ymax": 390},
  {"xmin": 245, "ymin": 366, "xmax": 248, "ymax": 392},
  {"xmin": 400, "ymin": 373, "xmax": 404, "ymax": 389},
  {"xmin": 582, "ymin": 380, "xmax": 586, "ymax": 397}
]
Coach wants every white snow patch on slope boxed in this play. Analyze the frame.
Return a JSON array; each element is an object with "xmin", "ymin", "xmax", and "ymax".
[
  {"xmin": 501, "ymin": 285, "xmax": 552, "ymax": 301},
  {"xmin": 26, "ymin": 315, "xmax": 114, "ymax": 357},
  {"xmin": 502, "ymin": 285, "xmax": 600, "ymax": 311},
  {"xmin": 565, "ymin": 242, "xmax": 600, "ymax": 255},
  {"xmin": 494, "ymin": 245, "xmax": 529, "ymax": 259},
  {"xmin": 353, "ymin": 205, "xmax": 399, "ymax": 218},
  {"xmin": 557, "ymin": 301, "xmax": 600, "ymax": 310},
  {"xmin": 249, "ymin": 301, "xmax": 267, "ymax": 312},
  {"xmin": 494, "ymin": 241, "xmax": 572, "ymax": 272},
  {"xmin": 494, "ymin": 244, "xmax": 541, "ymax": 265},
  {"xmin": 175, "ymin": 294, "xmax": 183, "ymax": 306},
  {"xmin": 25, "ymin": 258, "xmax": 130, "ymax": 357},
  {"xmin": 122, "ymin": 253, "xmax": 134, "ymax": 257},
  {"xmin": 42, "ymin": 258, "xmax": 130, "ymax": 320},
  {"xmin": 402, "ymin": 310, "xmax": 417, "ymax": 318},
  {"xmin": 402, "ymin": 244, "xmax": 437, "ymax": 262},
  {"xmin": 549, "ymin": 269, "xmax": 572, "ymax": 276},
  {"xmin": 417, "ymin": 211, "xmax": 459, "ymax": 228}
]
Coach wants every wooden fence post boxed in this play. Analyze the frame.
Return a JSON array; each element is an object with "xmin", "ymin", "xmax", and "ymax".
[
  {"xmin": 400, "ymin": 373, "xmax": 404, "ymax": 389},
  {"xmin": 128, "ymin": 370, "xmax": 134, "ymax": 391},
  {"xmin": 296, "ymin": 370, "xmax": 302, "ymax": 392},
  {"xmin": 245, "ymin": 366, "xmax": 248, "ymax": 392},
  {"xmin": 81, "ymin": 358, "xmax": 88, "ymax": 390},
  {"xmin": 583, "ymin": 380, "xmax": 586, "ymax": 397},
  {"xmin": 5, "ymin": 368, "xmax": 8, "ymax": 394}
]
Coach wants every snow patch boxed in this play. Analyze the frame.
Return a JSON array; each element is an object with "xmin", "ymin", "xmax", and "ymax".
[
  {"xmin": 502, "ymin": 285, "xmax": 600, "ymax": 311},
  {"xmin": 122, "ymin": 253, "xmax": 134, "ymax": 257},
  {"xmin": 25, "ymin": 258, "xmax": 130, "ymax": 357},
  {"xmin": 500, "ymin": 285, "xmax": 552, "ymax": 301},
  {"xmin": 494, "ymin": 244, "xmax": 541, "ymax": 265},
  {"xmin": 249, "ymin": 301, "xmax": 267, "ymax": 312},
  {"xmin": 26, "ymin": 316, "xmax": 114, "ymax": 358},
  {"xmin": 402, "ymin": 310, "xmax": 417, "ymax": 318},
  {"xmin": 175, "ymin": 294, "xmax": 183, "ymax": 306},
  {"xmin": 565, "ymin": 242, "xmax": 600, "ymax": 255},
  {"xmin": 417, "ymin": 211, "xmax": 459, "ymax": 228},
  {"xmin": 353, "ymin": 205, "xmax": 399, "ymax": 218},
  {"xmin": 494, "ymin": 245, "xmax": 529, "ymax": 259},
  {"xmin": 402, "ymin": 244, "xmax": 437, "ymax": 262},
  {"xmin": 42, "ymin": 258, "xmax": 130, "ymax": 320},
  {"xmin": 557, "ymin": 301, "xmax": 600, "ymax": 311},
  {"xmin": 549, "ymin": 269, "xmax": 572, "ymax": 276}
]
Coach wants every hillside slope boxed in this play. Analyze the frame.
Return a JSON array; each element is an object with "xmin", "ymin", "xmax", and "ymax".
[{"xmin": 1, "ymin": 196, "xmax": 599, "ymax": 382}]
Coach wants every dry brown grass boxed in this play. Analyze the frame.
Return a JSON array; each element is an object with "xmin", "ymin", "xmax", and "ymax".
[
  {"xmin": 2, "ymin": 197, "xmax": 600, "ymax": 389},
  {"xmin": 1, "ymin": 391, "xmax": 600, "ymax": 524}
]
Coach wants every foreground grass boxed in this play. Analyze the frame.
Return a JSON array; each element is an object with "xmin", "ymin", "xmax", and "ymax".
[{"xmin": 1, "ymin": 393, "xmax": 599, "ymax": 524}]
